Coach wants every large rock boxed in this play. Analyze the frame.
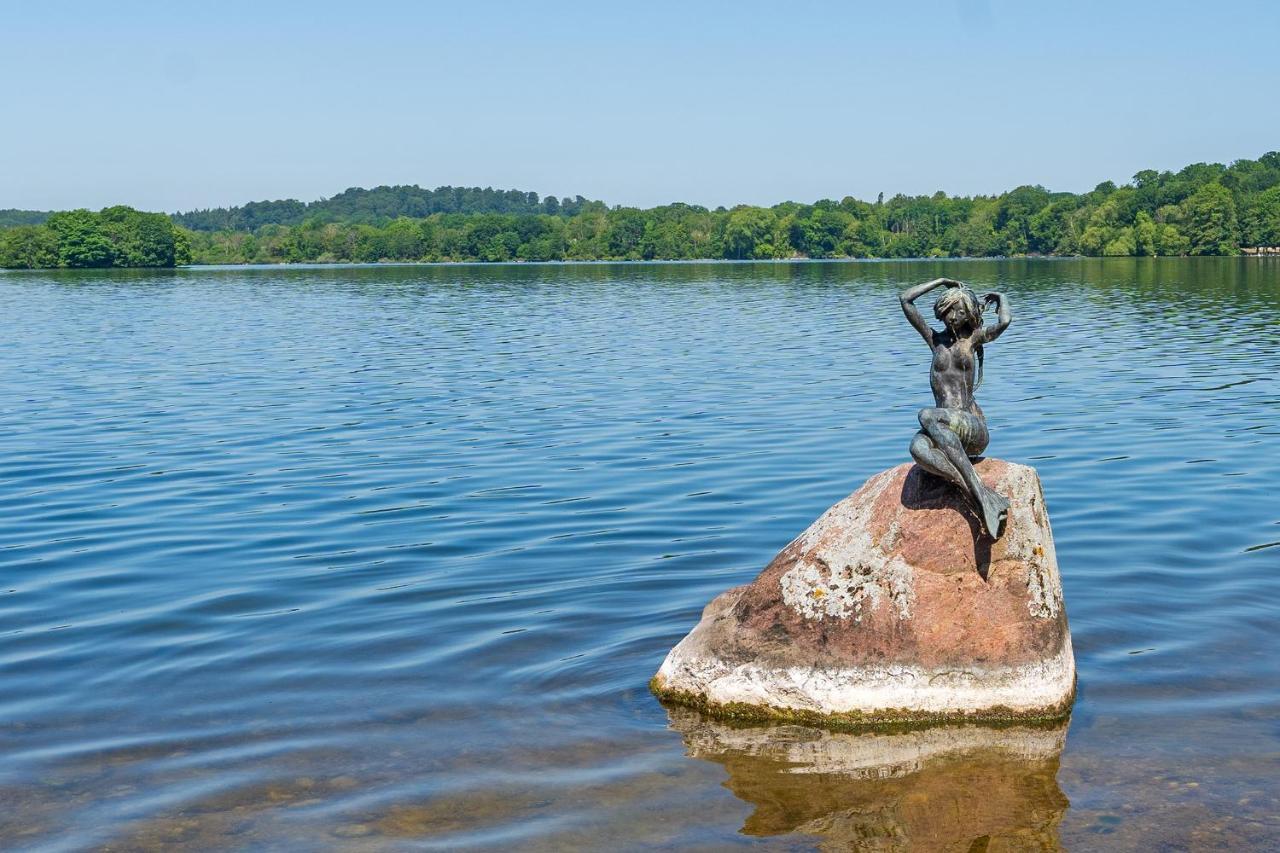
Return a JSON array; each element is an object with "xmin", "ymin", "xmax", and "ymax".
[{"xmin": 652, "ymin": 459, "xmax": 1075, "ymax": 725}]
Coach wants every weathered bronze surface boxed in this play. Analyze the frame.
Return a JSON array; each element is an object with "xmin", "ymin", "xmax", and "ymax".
[{"xmin": 900, "ymin": 278, "xmax": 1012, "ymax": 538}]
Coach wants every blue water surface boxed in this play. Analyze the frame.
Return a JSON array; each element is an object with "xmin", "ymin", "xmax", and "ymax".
[{"xmin": 0, "ymin": 259, "xmax": 1277, "ymax": 850}]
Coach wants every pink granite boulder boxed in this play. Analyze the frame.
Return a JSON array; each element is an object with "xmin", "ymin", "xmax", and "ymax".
[{"xmin": 652, "ymin": 460, "xmax": 1075, "ymax": 725}]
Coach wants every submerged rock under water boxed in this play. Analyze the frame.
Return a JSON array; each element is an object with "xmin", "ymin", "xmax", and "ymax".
[{"xmin": 667, "ymin": 705, "xmax": 1070, "ymax": 850}]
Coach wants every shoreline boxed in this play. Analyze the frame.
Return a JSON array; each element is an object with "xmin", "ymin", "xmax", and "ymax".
[{"xmin": 5, "ymin": 254, "xmax": 1277, "ymax": 273}]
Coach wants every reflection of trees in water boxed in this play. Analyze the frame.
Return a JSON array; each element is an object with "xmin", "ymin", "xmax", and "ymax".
[{"xmin": 667, "ymin": 706, "xmax": 1070, "ymax": 851}]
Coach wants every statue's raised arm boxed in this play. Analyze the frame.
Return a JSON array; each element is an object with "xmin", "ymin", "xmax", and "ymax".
[
  {"xmin": 899, "ymin": 278, "xmax": 961, "ymax": 345},
  {"xmin": 981, "ymin": 291, "xmax": 1012, "ymax": 342}
]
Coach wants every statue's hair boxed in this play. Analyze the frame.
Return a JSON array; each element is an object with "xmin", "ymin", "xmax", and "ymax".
[
  {"xmin": 933, "ymin": 286, "xmax": 983, "ymax": 328},
  {"xmin": 933, "ymin": 285, "xmax": 987, "ymax": 389}
]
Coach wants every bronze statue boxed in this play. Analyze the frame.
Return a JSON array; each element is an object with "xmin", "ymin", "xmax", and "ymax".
[{"xmin": 900, "ymin": 278, "xmax": 1012, "ymax": 538}]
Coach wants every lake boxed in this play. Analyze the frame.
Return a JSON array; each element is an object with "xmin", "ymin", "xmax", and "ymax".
[{"xmin": 1, "ymin": 259, "xmax": 1277, "ymax": 850}]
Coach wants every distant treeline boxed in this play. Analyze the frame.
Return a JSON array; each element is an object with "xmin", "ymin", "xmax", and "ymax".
[
  {"xmin": 0, "ymin": 209, "xmax": 51, "ymax": 228},
  {"xmin": 3, "ymin": 153, "xmax": 1280, "ymax": 269},
  {"xmin": 185, "ymin": 153, "xmax": 1280, "ymax": 264},
  {"xmin": 171, "ymin": 185, "xmax": 601, "ymax": 231},
  {"xmin": 0, "ymin": 207, "xmax": 189, "ymax": 269}
]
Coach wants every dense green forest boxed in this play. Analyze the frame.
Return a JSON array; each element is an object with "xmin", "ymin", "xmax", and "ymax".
[
  {"xmin": 181, "ymin": 153, "xmax": 1280, "ymax": 264},
  {"xmin": 3, "ymin": 153, "xmax": 1279, "ymax": 268},
  {"xmin": 0, "ymin": 207, "xmax": 189, "ymax": 269},
  {"xmin": 172, "ymin": 185, "xmax": 599, "ymax": 231},
  {"xmin": 0, "ymin": 209, "xmax": 51, "ymax": 228}
]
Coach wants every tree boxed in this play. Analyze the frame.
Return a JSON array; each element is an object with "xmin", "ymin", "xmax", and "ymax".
[
  {"xmin": 1183, "ymin": 183, "xmax": 1238, "ymax": 255},
  {"xmin": 1029, "ymin": 199, "xmax": 1079, "ymax": 254},
  {"xmin": 789, "ymin": 207, "xmax": 854, "ymax": 258},
  {"xmin": 0, "ymin": 225, "xmax": 58, "ymax": 268},
  {"xmin": 639, "ymin": 218, "xmax": 693, "ymax": 260},
  {"xmin": 1241, "ymin": 185, "xmax": 1280, "ymax": 246},
  {"xmin": 1103, "ymin": 228, "xmax": 1137, "ymax": 256},
  {"xmin": 1134, "ymin": 212, "xmax": 1157, "ymax": 256},
  {"xmin": 722, "ymin": 207, "xmax": 776, "ymax": 259},
  {"xmin": 993, "ymin": 185, "xmax": 1050, "ymax": 254},
  {"xmin": 45, "ymin": 210, "xmax": 115, "ymax": 267},
  {"xmin": 603, "ymin": 208, "xmax": 646, "ymax": 259},
  {"xmin": 99, "ymin": 206, "xmax": 188, "ymax": 266},
  {"xmin": 1155, "ymin": 224, "xmax": 1189, "ymax": 256}
]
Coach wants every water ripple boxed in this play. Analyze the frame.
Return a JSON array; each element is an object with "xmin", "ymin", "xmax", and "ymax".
[{"xmin": 0, "ymin": 259, "xmax": 1278, "ymax": 849}]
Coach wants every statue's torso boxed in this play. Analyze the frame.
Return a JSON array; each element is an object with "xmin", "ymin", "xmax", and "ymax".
[{"xmin": 929, "ymin": 331, "xmax": 980, "ymax": 411}]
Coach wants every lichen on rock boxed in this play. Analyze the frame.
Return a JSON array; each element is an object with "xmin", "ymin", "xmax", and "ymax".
[{"xmin": 779, "ymin": 551, "xmax": 914, "ymax": 624}]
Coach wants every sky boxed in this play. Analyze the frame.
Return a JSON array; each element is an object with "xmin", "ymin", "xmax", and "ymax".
[{"xmin": 3, "ymin": 0, "xmax": 1278, "ymax": 212}]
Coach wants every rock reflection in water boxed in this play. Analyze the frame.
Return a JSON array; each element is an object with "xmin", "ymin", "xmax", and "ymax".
[{"xmin": 667, "ymin": 707, "xmax": 1070, "ymax": 851}]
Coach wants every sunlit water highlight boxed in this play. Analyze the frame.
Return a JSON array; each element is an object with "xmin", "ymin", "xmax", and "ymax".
[{"xmin": 1, "ymin": 259, "xmax": 1277, "ymax": 850}]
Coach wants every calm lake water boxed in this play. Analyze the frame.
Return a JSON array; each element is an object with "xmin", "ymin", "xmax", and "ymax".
[{"xmin": 1, "ymin": 259, "xmax": 1278, "ymax": 850}]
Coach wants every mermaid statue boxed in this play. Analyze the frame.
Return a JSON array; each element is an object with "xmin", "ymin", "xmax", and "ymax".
[{"xmin": 899, "ymin": 278, "xmax": 1012, "ymax": 539}]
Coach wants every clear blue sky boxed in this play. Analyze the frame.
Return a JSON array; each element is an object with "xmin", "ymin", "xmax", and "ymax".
[{"xmin": 3, "ymin": 0, "xmax": 1277, "ymax": 212}]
